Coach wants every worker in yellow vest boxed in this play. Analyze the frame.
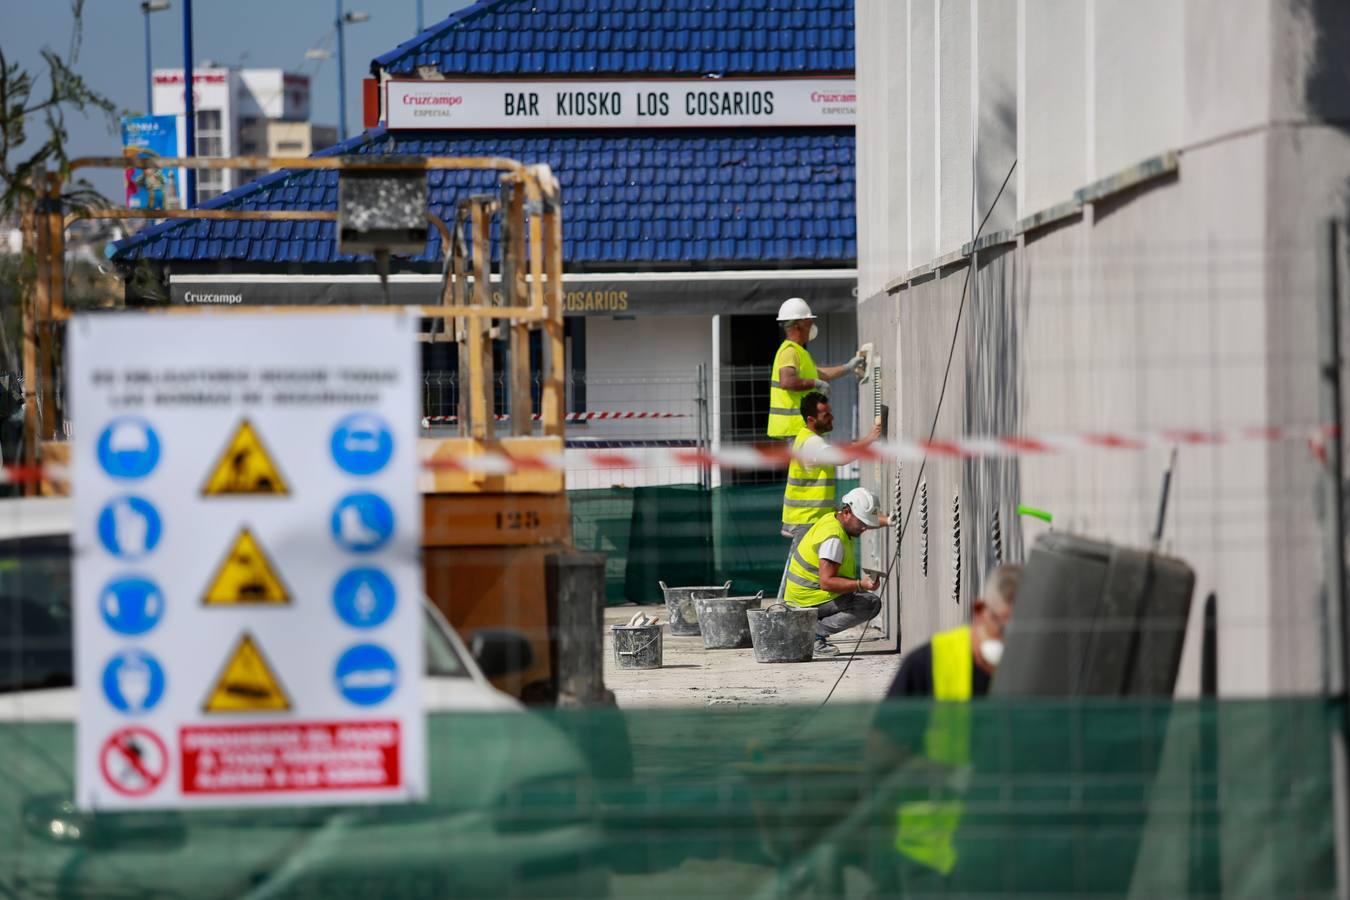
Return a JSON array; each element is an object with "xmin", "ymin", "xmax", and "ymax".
[
  {"xmin": 778, "ymin": 391, "xmax": 884, "ymax": 599},
  {"xmin": 784, "ymin": 487, "xmax": 887, "ymax": 657},
  {"xmin": 767, "ymin": 297, "xmax": 867, "ymax": 438},
  {"xmin": 873, "ymin": 564, "xmax": 1022, "ymax": 891}
]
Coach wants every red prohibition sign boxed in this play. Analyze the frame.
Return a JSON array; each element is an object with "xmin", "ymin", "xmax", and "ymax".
[{"xmin": 99, "ymin": 726, "xmax": 169, "ymax": 797}]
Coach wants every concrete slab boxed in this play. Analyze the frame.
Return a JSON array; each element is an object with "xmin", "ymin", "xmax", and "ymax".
[{"xmin": 602, "ymin": 604, "xmax": 903, "ymax": 708}]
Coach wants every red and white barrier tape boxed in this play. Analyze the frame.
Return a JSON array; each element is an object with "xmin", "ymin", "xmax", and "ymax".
[
  {"xmin": 7, "ymin": 424, "xmax": 1334, "ymax": 484},
  {"xmin": 421, "ymin": 411, "xmax": 688, "ymax": 425}
]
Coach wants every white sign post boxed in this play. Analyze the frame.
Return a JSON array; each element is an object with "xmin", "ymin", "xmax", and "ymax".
[{"xmin": 71, "ymin": 312, "xmax": 425, "ymax": 810}]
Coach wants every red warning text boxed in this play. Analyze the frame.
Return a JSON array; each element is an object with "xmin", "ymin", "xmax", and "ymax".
[{"xmin": 180, "ymin": 721, "xmax": 400, "ymax": 795}]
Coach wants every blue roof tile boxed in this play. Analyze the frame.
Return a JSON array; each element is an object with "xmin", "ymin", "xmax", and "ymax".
[
  {"xmin": 111, "ymin": 127, "xmax": 855, "ymax": 267},
  {"xmin": 373, "ymin": 0, "xmax": 852, "ymax": 78}
]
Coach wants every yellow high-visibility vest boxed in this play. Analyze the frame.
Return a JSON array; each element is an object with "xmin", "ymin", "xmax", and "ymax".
[
  {"xmin": 784, "ymin": 514, "xmax": 857, "ymax": 608},
  {"xmin": 895, "ymin": 625, "xmax": 973, "ymax": 876},
  {"xmin": 782, "ymin": 429, "xmax": 837, "ymax": 528},
  {"xmin": 766, "ymin": 340, "xmax": 818, "ymax": 438}
]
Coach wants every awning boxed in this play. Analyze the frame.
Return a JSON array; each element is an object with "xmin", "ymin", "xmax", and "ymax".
[{"xmin": 167, "ymin": 269, "xmax": 858, "ymax": 317}]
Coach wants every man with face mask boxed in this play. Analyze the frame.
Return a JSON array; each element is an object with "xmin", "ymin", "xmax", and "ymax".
[
  {"xmin": 766, "ymin": 297, "xmax": 868, "ymax": 439},
  {"xmin": 870, "ymin": 563, "xmax": 1022, "ymax": 891},
  {"xmin": 884, "ymin": 564, "xmax": 1020, "ymax": 700}
]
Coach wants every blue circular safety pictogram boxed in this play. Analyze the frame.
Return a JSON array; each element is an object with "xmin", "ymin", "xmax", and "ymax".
[
  {"xmin": 330, "ymin": 492, "xmax": 395, "ymax": 554},
  {"xmin": 96, "ymin": 418, "xmax": 161, "ymax": 480},
  {"xmin": 97, "ymin": 496, "xmax": 163, "ymax": 561},
  {"xmin": 99, "ymin": 575, "xmax": 165, "ymax": 636},
  {"xmin": 333, "ymin": 567, "xmax": 397, "ymax": 629},
  {"xmin": 334, "ymin": 643, "xmax": 399, "ymax": 706},
  {"xmin": 330, "ymin": 413, "xmax": 394, "ymax": 477},
  {"xmin": 101, "ymin": 649, "xmax": 166, "ymax": 715}
]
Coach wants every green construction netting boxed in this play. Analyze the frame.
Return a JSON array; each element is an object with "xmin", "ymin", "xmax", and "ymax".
[
  {"xmin": 571, "ymin": 481, "xmax": 858, "ymax": 605},
  {"xmin": 0, "ymin": 699, "xmax": 1339, "ymax": 897}
]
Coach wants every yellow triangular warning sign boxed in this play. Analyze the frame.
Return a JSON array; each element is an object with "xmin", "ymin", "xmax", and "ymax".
[
  {"xmin": 203, "ymin": 632, "xmax": 291, "ymax": 713},
  {"xmin": 201, "ymin": 419, "xmax": 289, "ymax": 496},
  {"xmin": 202, "ymin": 528, "xmax": 291, "ymax": 606}
]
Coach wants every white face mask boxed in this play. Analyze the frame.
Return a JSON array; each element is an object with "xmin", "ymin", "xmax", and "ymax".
[
  {"xmin": 979, "ymin": 638, "xmax": 1005, "ymax": 669},
  {"xmin": 808, "ymin": 323, "xmax": 819, "ymax": 342}
]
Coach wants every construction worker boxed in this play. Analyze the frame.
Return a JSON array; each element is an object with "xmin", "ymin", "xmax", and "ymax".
[
  {"xmin": 784, "ymin": 487, "xmax": 887, "ymax": 657},
  {"xmin": 767, "ymin": 297, "xmax": 866, "ymax": 438},
  {"xmin": 870, "ymin": 564, "xmax": 1023, "ymax": 891},
  {"xmin": 778, "ymin": 392, "xmax": 884, "ymax": 598}
]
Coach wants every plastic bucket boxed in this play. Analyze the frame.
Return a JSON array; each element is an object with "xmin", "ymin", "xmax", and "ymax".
[
  {"xmin": 694, "ymin": 592, "xmax": 765, "ymax": 649},
  {"xmin": 747, "ymin": 603, "xmax": 818, "ymax": 663},
  {"xmin": 659, "ymin": 580, "xmax": 732, "ymax": 637},
  {"xmin": 611, "ymin": 624, "xmax": 663, "ymax": 670}
]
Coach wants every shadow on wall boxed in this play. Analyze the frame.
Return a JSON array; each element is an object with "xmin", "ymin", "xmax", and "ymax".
[{"xmin": 961, "ymin": 244, "xmax": 1024, "ymax": 588}]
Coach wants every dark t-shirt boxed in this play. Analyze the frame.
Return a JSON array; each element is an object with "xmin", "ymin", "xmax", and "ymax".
[{"xmin": 885, "ymin": 641, "xmax": 991, "ymax": 699}]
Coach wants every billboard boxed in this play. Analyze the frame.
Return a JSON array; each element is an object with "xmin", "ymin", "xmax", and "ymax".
[{"xmin": 121, "ymin": 115, "xmax": 180, "ymax": 210}]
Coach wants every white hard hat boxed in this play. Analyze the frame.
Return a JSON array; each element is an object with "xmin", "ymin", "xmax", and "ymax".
[
  {"xmin": 842, "ymin": 487, "xmax": 881, "ymax": 527},
  {"xmin": 109, "ymin": 421, "xmax": 149, "ymax": 454},
  {"xmin": 776, "ymin": 297, "xmax": 815, "ymax": 322}
]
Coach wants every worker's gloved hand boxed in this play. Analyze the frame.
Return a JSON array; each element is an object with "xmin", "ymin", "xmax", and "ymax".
[
  {"xmin": 813, "ymin": 379, "xmax": 830, "ymax": 394},
  {"xmin": 946, "ymin": 764, "xmax": 974, "ymax": 794},
  {"xmin": 846, "ymin": 354, "xmax": 865, "ymax": 370}
]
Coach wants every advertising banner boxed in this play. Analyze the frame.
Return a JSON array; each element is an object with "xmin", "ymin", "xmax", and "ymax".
[
  {"xmin": 386, "ymin": 78, "xmax": 856, "ymax": 130},
  {"xmin": 121, "ymin": 115, "xmax": 180, "ymax": 210},
  {"xmin": 71, "ymin": 312, "xmax": 425, "ymax": 810}
]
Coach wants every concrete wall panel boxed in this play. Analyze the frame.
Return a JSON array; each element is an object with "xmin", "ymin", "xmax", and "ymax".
[
  {"xmin": 1019, "ymin": 0, "xmax": 1087, "ymax": 214},
  {"xmin": 1093, "ymin": 0, "xmax": 1183, "ymax": 177},
  {"xmin": 938, "ymin": 0, "xmax": 974, "ymax": 255},
  {"xmin": 908, "ymin": 0, "xmax": 939, "ymax": 264}
]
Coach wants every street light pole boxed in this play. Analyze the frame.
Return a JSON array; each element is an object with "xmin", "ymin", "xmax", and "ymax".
[
  {"xmin": 336, "ymin": 0, "xmax": 347, "ymax": 142},
  {"xmin": 140, "ymin": 1, "xmax": 170, "ymax": 114},
  {"xmin": 334, "ymin": 4, "xmax": 370, "ymax": 143},
  {"xmin": 182, "ymin": 0, "xmax": 195, "ymax": 208}
]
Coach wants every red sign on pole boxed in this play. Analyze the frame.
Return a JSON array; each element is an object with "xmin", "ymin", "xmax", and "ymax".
[
  {"xmin": 100, "ymin": 727, "xmax": 170, "ymax": 797},
  {"xmin": 180, "ymin": 721, "xmax": 401, "ymax": 795}
]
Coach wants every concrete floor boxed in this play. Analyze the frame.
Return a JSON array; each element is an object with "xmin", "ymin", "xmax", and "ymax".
[{"xmin": 602, "ymin": 604, "xmax": 903, "ymax": 708}]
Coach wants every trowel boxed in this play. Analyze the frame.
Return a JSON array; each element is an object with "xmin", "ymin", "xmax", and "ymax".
[{"xmin": 854, "ymin": 343, "xmax": 875, "ymax": 383}]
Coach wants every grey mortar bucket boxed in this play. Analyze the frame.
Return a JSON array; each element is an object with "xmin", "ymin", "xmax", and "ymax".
[
  {"xmin": 659, "ymin": 580, "xmax": 733, "ymax": 637},
  {"xmin": 747, "ymin": 603, "xmax": 818, "ymax": 663},
  {"xmin": 694, "ymin": 592, "xmax": 765, "ymax": 649},
  {"xmin": 611, "ymin": 624, "xmax": 663, "ymax": 670}
]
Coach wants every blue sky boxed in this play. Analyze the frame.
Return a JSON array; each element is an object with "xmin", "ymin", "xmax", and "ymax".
[{"xmin": 7, "ymin": 0, "xmax": 473, "ymax": 197}]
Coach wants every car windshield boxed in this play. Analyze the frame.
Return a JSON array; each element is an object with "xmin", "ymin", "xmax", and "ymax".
[{"xmin": 0, "ymin": 534, "xmax": 466, "ymax": 692}]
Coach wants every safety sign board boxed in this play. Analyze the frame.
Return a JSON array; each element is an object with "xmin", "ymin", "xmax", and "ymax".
[
  {"xmin": 201, "ymin": 419, "xmax": 290, "ymax": 495},
  {"xmin": 203, "ymin": 633, "xmax": 292, "ymax": 713},
  {"xmin": 72, "ymin": 313, "xmax": 423, "ymax": 811},
  {"xmin": 202, "ymin": 528, "xmax": 291, "ymax": 605}
]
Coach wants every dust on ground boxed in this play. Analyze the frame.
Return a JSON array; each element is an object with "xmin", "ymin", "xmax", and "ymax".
[{"xmin": 602, "ymin": 604, "xmax": 902, "ymax": 708}]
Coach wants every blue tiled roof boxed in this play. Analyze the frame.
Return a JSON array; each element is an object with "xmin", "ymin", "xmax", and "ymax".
[
  {"xmin": 111, "ymin": 127, "xmax": 857, "ymax": 266},
  {"xmin": 374, "ymin": 0, "xmax": 854, "ymax": 77}
]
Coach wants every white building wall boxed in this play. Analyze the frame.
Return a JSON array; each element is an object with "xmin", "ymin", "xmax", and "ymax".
[
  {"xmin": 854, "ymin": 0, "xmax": 1350, "ymax": 698},
  {"xmin": 1018, "ymin": 0, "xmax": 1087, "ymax": 214}
]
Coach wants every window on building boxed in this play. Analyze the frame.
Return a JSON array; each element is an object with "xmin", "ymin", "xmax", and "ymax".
[
  {"xmin": 195, "ymin": 109, "xmax": 224, "ymax": 158},
  {"xmin": 276, "ymin": 140, "xmax": 305, "ymax": 152}
]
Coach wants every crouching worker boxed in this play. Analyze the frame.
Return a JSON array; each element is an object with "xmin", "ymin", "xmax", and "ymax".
[{"xmin": 784, "ymin": 487, "xmax": 886, "ymax": 658}]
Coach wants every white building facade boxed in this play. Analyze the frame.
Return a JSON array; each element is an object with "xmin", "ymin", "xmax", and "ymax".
[
  {"xmin": 854, "ymin": 0, "xmax": 1350, "ymax": 696},
  {"xmin": 152, "ymin": 68, "xmax": 333, "ymax": 201}
]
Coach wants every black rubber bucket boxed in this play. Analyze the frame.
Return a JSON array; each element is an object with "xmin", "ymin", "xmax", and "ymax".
[
  {"xmin": 746, "ymin": 603, "xmax": 818, "ymax": 663},
  {"xmin": 611, "ymin": 624, "xmax": 663, "ymax": 670},
  {"xmin": 658, "ymin": 580, "xmax": 732, "ymax": 636},
  {"xmin": 693, "ymin": 592, "xmax": 764, "ymax": 649}
]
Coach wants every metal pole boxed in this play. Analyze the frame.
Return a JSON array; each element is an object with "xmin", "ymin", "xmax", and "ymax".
[
  {"xmin": 143, "ymin": 10, "xmax": 153, "ymax": 113},
  {"xmin": 182, "ymin": 0, "xmax": 195, "ymax": 208},
  {"xmin": 1318, "ymin": 218, "xmax": 1350, "ymax": 900},
  {"xmin": 336, "ymin": 0, "xmax": 348, "ymax": 142},
  {"xmin": 416, "ymin": 0, "xmax": 424, "ymax": 32}
]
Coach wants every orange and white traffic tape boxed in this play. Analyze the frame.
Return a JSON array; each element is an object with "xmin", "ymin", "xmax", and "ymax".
[
  {"xmin": 5, "ymin": 423, "xmax": 1335, "ymax": 485},
  {"xmin": 421, "ymin": 411, "xmax": 688, "ymax": 426}
]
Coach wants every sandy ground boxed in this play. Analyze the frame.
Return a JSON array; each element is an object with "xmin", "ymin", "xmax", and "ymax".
[{"xmin": 602, "ymin": 603, "xmax": 903, "ymax": 708}]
